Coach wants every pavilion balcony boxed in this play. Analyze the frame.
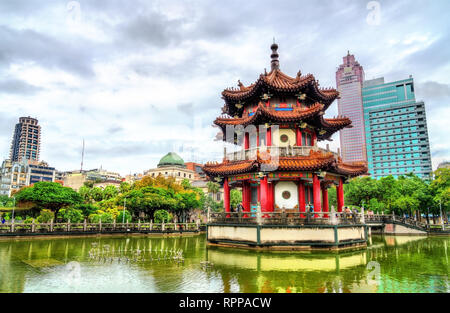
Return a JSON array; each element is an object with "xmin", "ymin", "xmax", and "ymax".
[{"xmin": 225, "ymin": 145, "xmax": 339, "ymax": 161}]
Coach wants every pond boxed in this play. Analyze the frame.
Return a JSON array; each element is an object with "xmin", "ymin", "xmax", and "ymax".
[{"xmin": 0, "ymin": 234, "xmax": 448, "ymax": 293}]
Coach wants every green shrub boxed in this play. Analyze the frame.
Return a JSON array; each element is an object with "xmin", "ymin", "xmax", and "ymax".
[
  {"xmin": 57, "ymin": 207, "xmax": 84, "ymax": 223},
  {"xmin": 89, "ymin": 212, "xmax": 114, "ymax": 223},
  {"xmin": 24, "ymin": 216, "xmax": 35, "ymax": 224},
  {"xmin": 37, "ymin": 209, "xmax": 55, "ymax": 223},
  {"xmin": 117, "ymin": 210, "xmax": 132, "ymax": 223},
  {"xmin": 154, "ymin": 209, "xmax": 172, "ymax": 223}
]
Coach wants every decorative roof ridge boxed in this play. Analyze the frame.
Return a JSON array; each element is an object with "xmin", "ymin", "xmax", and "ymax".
[
  {"xmin": 222, "ymin": 70, "xmax": 316, "ymax": 95},
  {"xmin": 214, "ymin": 102, "xmax": 324, "ymax": 127}
]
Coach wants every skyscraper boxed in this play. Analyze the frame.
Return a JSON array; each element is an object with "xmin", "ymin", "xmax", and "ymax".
[
  {"xmin": 336, "ymin": 52, "xmax": 367, "ymax": 163},
  {"xmin": 362, "ymin": 76, "xmax": 432, "ymax": 179},
  {"xmin": 9, "ymin": 116, "xmax": 41, "ymax": 162}
]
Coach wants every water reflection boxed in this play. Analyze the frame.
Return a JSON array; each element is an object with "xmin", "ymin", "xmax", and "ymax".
[{"xmin": 0, "ymin": 234, "xmax": 448, "ymax": 293}]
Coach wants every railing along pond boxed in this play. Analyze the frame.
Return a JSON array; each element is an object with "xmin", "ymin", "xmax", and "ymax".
[
  {"xmin": 0, "ymin": 219, "xmax": 205, "ymax": 235},
  {"xmin": 365, "ymin": 214, "xmax": 449, "ymax": 231},
  {"xmin": 209, "ymin": 211, "xmax": 364, "ymax": 225}
]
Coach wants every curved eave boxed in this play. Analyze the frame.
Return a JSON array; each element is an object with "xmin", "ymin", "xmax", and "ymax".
[
  {"xmin": 202, "ymin": 160, "xmax": 259, "ymax": 177},
  {"xmin": 333, "ymin": 162, "xmax": 368, "ymax": 177},
  {"xmin": 202, "ymin": 151, "xmax": 338, "ymax": 178},
  {"xmin": 214, "ymin": 102, "xmax": 324, "ymax": 133},
  {"xmin": 316, "ymin": 116, "xmax": 353, "ymax": 140}
]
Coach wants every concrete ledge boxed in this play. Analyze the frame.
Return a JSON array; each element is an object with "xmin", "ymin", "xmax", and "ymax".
[{"xmin": 207, "ymin": 223, "xmax": 368, "ymax": 251}]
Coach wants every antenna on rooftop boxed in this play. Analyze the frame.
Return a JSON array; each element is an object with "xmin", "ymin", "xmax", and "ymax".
[{"xmin": 81, "ymin": 139, "xmax": 85, "ymax": 172}]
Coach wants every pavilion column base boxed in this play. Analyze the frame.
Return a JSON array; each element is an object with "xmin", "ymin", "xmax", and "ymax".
[{"xmin": 206, "ymin": 224, "xmax": 368, "ymax": 251}]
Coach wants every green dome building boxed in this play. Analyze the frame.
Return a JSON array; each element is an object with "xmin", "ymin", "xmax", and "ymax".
[
  {"xmin": 144, "ymin": 152, "xmax": 195, "ymax": 182},
  {"xmin": 157, "ymin": 152, "xmax": 186, "ymax": 168}
]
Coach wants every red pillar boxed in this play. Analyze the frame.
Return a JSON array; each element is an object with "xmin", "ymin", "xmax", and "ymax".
[
  {"xmin": 244, "ymin": 133, "xmax": 249, "ymax": 150},
  {"xmin": 260, "ymin": 176, "xmax": 269, "ymax": 216},
  {"xmin": 312, "ymin": 132, "xmax": 317, "ymax": 146},
  {"xmin": 268, "ymin": 182, "xmax": 274, "ymax": 212},
  {"xmin": 313, "ymin": 173, "xmax": 321, "ymax": 217},
  {"xmin": 298, "ymin": 181, "xmax": 306, "ymax": 218},
  {"xmin": 242, "ymin": 181, "xmax": 251, "ymax": 218},
  {"xmin": 322, "ymin": 186, "xmax": 329, "ymax": 218},
  {"xmin": 337, "ymin": 178, "xmax": 344, "ymax": 212},
  {"xmin": 296, "ymin": 127, "xmax": 302, "ymax": 146},
  {"xmin": 224, "ymin": 177, "xmax": 230, "ymax": 216},
  {"xmin": 266, "ymin": 127, "xmax": 272, "ymax": 147}
]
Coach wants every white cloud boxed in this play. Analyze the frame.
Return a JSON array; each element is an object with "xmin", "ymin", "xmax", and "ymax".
[{"xmin": 0, "ymin": 0, "xmax": 449, "ymax": 175}]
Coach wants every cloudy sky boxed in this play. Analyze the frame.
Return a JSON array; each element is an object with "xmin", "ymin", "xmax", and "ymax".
[{"xmin": 0, "ymin": 0, "xmax": 449, "ymax": 175}]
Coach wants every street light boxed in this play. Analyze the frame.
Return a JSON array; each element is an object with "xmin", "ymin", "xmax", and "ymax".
[
  {"xmin": 439, "ymin": 199, "xmax": 444, "ymax": 230},
  {"xmin": 122, "ymin": 197, "xmax": 126, "ymax": 224},
  {"xmin": 12, "ymin": 196, "xmax": 15, "ymax": 222}
]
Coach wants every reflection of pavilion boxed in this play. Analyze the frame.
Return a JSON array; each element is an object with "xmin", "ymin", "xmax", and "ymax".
[
  {"xmin": 207, "ymin": 246, "xmax": 376, "ymax": 293},
  {"xmin": 207, "ymin": 247, "xmax": 367, "ymax": 272}
]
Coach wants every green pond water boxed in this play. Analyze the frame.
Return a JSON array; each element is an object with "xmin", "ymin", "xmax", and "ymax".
[{"xmin": 0, "ymin": 234, "xmax": 448, "ymax": 293}]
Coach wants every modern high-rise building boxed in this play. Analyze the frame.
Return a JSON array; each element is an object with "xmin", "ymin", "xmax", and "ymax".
[
  {"xmin": 9, "ymin": 117, "xmax": 41, "ymax": 162},
  {"xmin": 362, "ymin": 76, "xmax": 432, "ymax": 179},
  {"xmin": 336, "ymin": 52, "xmax": 367, "ymax": 163}
]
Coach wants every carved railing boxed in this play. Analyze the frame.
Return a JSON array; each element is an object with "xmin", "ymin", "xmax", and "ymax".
[
  {"xmin": 0, "ymin": 220, "xmax": 205, "ymax": 235},
  {"xmin": 225, "ymin": 146, "xmax": 338, "ymax": 161}
]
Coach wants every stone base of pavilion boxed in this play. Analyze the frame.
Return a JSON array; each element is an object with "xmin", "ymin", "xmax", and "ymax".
[{"xmin": 207, "ymin": 212, "xmax": 369, "ymax": 251}]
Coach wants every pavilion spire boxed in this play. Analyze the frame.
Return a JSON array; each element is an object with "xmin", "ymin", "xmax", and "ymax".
[{"xmin": 270, "ymin": 41, "xmax": 279, "ymax": 71}]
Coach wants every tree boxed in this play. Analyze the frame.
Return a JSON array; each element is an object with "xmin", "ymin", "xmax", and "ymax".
[
  {"xmin": 90, "ymin": 187, "xmax": 104, "ymax": 202},
  {"xmin": 119, "ymin": 182, "xmax": 131, "ymax": 194},
  {"xmin": 117, "ymin": 209, "xmax": 131, "ymax": 223},
  {"xmin": 102, "ymin": 185, "xmax": 118, "ymax": 200},
  {"xmin": 205, "ymin": 196, "xmax": 223, "ymax": 212},
  {"xmin": 207, "ymin": 181, "xmax": 220, "ymax": 199},
  {"xmin": 78, "ymin": 186, "xmax": 92, "ymax": 202},
  {"xmin": 230, "ymin": 189, "xmax": 242, "ymax": 210},
  {"xmin": 57, "ymin": 207, "xmax": 84, "ymax": 223},
  {"xmin": 15, "ymin": 182, "xmax": 82, "ymax": 216},
  {"xmin": 37, "ymin": 209, "xmax": 55, "ymax": 223},
  {"xmin": 154, "ymin": 209, "xmax": 172, "ymax": 223},
  {"xmin": 345, "ymin": 177, "xmax": 381, "ymax": 207}
]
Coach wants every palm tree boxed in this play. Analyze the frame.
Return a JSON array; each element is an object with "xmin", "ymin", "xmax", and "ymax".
[{"xmin": 207, "ymin": 181, "xmax": 220, "ymax": 202}]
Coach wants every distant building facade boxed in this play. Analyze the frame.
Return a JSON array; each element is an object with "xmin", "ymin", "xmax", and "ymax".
[
  {"xmin": 61, "ymin": 167, "xmax": 123, "ymax": 191},
  {"xmin": 144, "ymin": 152, "xmax": 196, "ymax": 182},
  {"xmin": 0, "ymin": 159, "xmax": 55, "ymax": 196},
  {"xmin": 185, "ymin": 162, "xmax": 207, "ymax": 180},
  {"xmin": 437, "ymin": 162, "xmax": 450, "ymax": 170},
  {"xmin": 362, "ymin": 76, "xmax": 432, "ymax": 179},
  {"xmin": 336, "ymin": 52, "xmax": 367, "ymax": 163},
  {"xmin": 10, "ymin": 117, "xmax": 41, "ymax": 162}
]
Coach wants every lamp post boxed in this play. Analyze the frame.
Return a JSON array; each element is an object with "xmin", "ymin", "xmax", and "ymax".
[
  {"xmin": 122, "ymin": 197, "xmax": 126, "ymax": 224},
  {"xmin": 12, "ymin": 196, "xmax": 15, "ymax": 222},
  {"xmin": 439, "ymin": 199, "xmax": 444, "ymax": 230}
]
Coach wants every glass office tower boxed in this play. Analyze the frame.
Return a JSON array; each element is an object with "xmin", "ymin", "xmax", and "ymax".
[{"xmin": 362, "ymin": 76, "xmax": 432, "ymax": 179}]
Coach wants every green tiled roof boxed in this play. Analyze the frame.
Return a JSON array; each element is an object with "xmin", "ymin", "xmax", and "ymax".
[{"xmin": 157, "ymin": 152, "xmax": 185, "ymax": 167}]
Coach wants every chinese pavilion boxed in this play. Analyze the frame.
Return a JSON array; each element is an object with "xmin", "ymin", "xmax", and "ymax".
[{"xmin": 202, "ymin": 43, "xmax": 368, "ymax": 218}]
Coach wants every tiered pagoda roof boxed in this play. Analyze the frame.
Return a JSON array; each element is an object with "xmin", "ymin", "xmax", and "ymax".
[
  {"xmin": 222, "ymin": 70, "xmax": 339, "ymax": 114},
  {"xmin": 214, "ymin": 102, "xmax": 352, "ymax": 141},
  {"xmin": 202, "ymin": 150, "xmax": 368, "ymax": 178}
]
